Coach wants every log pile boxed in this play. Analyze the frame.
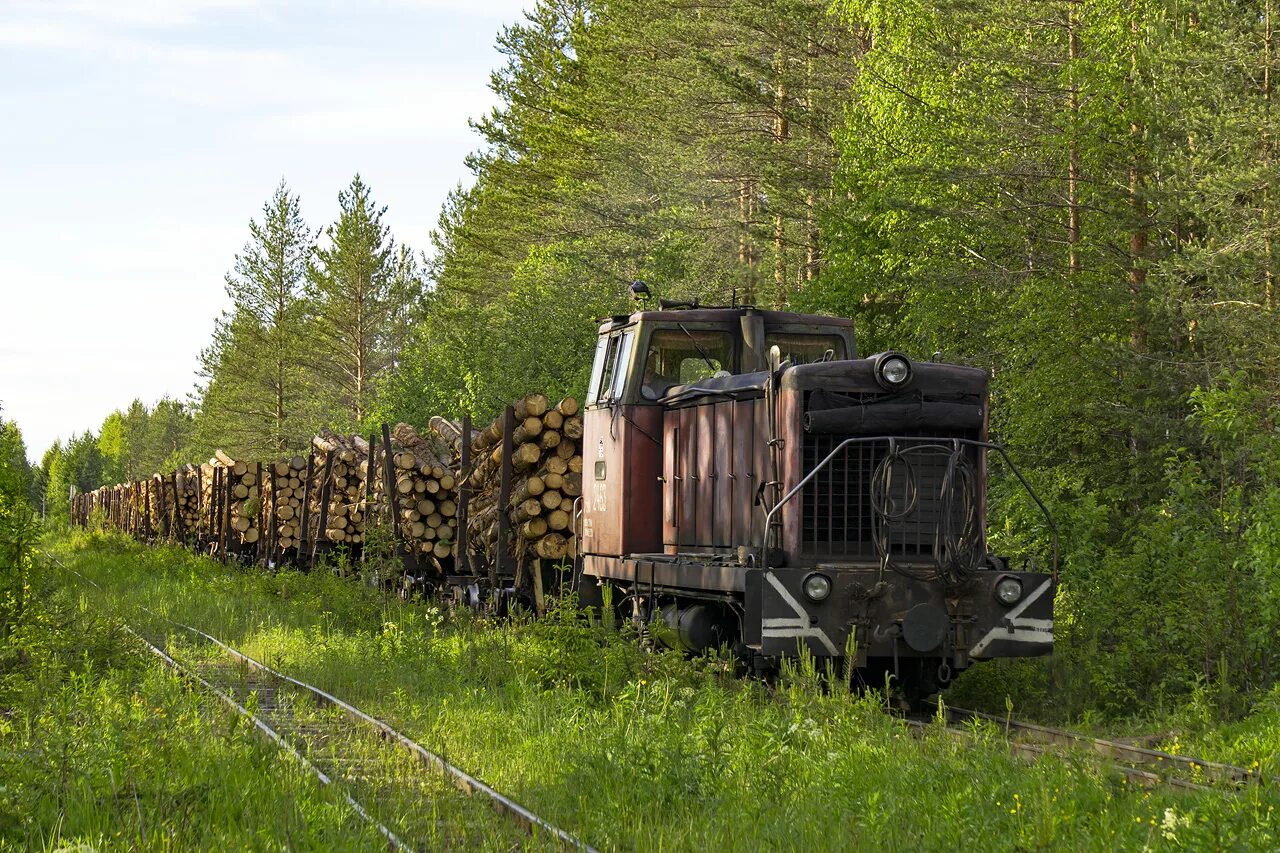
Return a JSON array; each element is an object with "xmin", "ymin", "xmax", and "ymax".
[
  {"xmin": 142, "ymin": 478, "xmax": 160, "ymax": 535},
  {"xmin": 174, "ymin": 465, "xmax": 201, "ymax": 535},
  {"xmin": 75, "ymin": 392, "xmax": 587, "ymax": 585},
  {"xmin": 373, "ymin": 422, "xmax": 457, "ymax": 566},
  {"xmin": 265, "ymin": 455, "xmax": 307, "ymax": 552},
  {"xmin": 213, "ymin": 450, "xmax": 261, "ymax": 546},
  {"xmin": 307, "ymin": 431, "xmax": 368, "ymax": 548},
  {"xmin": 465, "ymin": 394, "xmax": 583, "ymax": 564}
]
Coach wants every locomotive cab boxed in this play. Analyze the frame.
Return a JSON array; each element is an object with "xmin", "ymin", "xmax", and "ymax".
[{"xmin": 579, "ymin": 305, "xmax": 1055, "ymax": 700}]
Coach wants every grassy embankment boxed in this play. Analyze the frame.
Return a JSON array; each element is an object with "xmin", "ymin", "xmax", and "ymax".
[
  {"xmin": 32, "ymin": 529, "xmax": 1280, "ymax": 851},
  {"xmin": 0, "ymin": 574, "xmax": 388, "ymax": 849},
  {"xmin": 0, "ymin": 535, "xmax": 540, "ymax": 851}
]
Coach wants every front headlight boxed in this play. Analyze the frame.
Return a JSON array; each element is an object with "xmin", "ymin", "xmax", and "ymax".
[
  {"xmin": 995, "ymin": 577, "xmax": 1023, "ymax": 606},
  {"xmin": 803, "ymin": 572, "xmax": 832, "ymax": 602},
  {"xmin": 874, "ymin": 352, "xmax": 913, "ymax": 389}
]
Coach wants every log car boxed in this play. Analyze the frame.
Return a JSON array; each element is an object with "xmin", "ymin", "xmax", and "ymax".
[{"xmin": 579, "ymin": 305, "xmax": 1056, "ymax": 703}]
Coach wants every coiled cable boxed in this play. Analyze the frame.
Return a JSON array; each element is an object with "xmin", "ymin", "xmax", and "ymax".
[{"xmin": 869, "ymin": 441, "xmax": 981, "ymax": 585}]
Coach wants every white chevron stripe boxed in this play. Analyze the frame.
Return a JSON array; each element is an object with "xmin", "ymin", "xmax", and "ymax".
[
  {"xmin": 760, "ymin": 572, "xmax": 840, "ymax": 655},
  {"xmin": 969, "ymin": 579, "xmax": 1054, "ymax": 658}
]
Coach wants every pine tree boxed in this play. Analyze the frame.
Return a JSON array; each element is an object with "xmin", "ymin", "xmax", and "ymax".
[
  {"xmin": 196, "ymin": 181, "xmax": 316, "ymax": 456},
  {"xmin": 309, "ymin": 174, "xmax": 403, "ymax": 428}
]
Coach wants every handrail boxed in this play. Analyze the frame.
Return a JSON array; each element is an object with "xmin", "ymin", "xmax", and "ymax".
[{"xmin": 760, "ymin": 436, "xmax": 1059, "ymax": 579}]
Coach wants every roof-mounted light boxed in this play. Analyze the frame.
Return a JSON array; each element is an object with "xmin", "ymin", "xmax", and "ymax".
[{"xmin": 874, "ymin": 352, "xmax": 913, "ymax": 390}]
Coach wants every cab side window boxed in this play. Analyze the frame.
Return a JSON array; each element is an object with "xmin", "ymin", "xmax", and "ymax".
[
  {"xmin": 586, "ymin": 330, "xmax": 635, "ymax": 406},
  {"xmin": 640, "ymin": 328, "xmax": 734, "ymax": 400},
  {"xmin": 586, "ymin": 336, "xmax": 611, "ymax": 406}
]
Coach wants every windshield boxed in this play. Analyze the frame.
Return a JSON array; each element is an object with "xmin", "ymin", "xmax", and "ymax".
[
  {"xmin": 766, "ymin": 332, "xmax": 846, "ymax": 365},
  {"xmin": 640, "ymin": 328, "xmax": 734, "ymax": 400}
]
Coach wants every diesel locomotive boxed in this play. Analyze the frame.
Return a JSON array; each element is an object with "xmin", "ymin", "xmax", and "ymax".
[{"xmin": 577, "ymin": 303, "xmax": 1056, "ymax": 702}]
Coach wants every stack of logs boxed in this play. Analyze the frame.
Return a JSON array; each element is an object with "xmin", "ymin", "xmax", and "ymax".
[
  {"xmin": 309, "ymin": 431, "xmax": 369, "ymax": 547},
  {"xmin": 143, "ymin": 478, "xmax": 160, "ymax": 534},
  {"xmin": 213, "ymin": 450, "xmax": 260, "ymax": 546},
  {"xmin": 75, "ymin": 390, "xmax": 589, "ymax": 579},
  {"xmin": 174, "ymin": 465, "xmax": 201, "ymax": 535},
  {"xmin": 265, "ymin": 454, "xmax": 307, "ymax": 552},
  {"xmin": 376, "ymin": 422, "xmax": 457, "ymax": 564},
  {"xmin": 466, "ymin": 393, "xmax": 583, "ymax": 563}
]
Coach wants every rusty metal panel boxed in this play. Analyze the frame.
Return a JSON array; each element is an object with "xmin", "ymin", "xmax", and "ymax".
[
  {"xmin": 732, "ymin": 400, "xmax": 756, "ymax": 548},
  {"xmin": 678, "ymin": 407, "xmax": 697, "ymax": 547},
  {"xmin": 583, "ymin": 553, "xmax": 633, "ymax": 586},
  {"xmin": 752, "ymin": 396, "xmax": 772, "ymax": 547},
  {"xmin": 582, "ymin": 407, "xmax": 621, "ymax": 556},
  {"xmin": 584, "ymin": 404, "xmax": 666, "ymax": 558},
  {"xmin": 662, "ymin": 410, "xmax": 678, "ymax": 546},
  {"xmin": 621, "ymin": 405, "xmax": 664, "ymax": 554},
  {"xmin": 696, "ymin": 405, "xmax": 715, "ymax": 546},
  {"xmin": 778, "ymin": 388, "xmax": 804, "ymax": 557},
  {"xmin": 713, "ymin": 402, "xmax": 733, "ymax": 547}
]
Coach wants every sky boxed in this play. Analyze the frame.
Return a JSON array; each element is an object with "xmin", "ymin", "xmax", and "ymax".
[{"xmin": 0, "ymin": 0, "xmax": 530, "ymax": 463}]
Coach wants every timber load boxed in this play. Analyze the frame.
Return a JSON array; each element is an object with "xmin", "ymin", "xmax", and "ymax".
[
  {"xmin": 213, "ymin": 450, "xmax": 262, "ymax": 548},
  {"xmin": 174, "ymin": 464, "xmax": 201, "ymax": 536},
  {"xmin": 463, "ymin": 394, "xmax": 582, "ymax": 567},
  {"xmin": 371, "ymin": 422, "xmax": 458, "ymax": 568},
  {"xmin": 263, "ymin": 454, "xmax": 307, "ymax": 555},
  {"xmin": 307, "ymin": 430, "xmax": 369, "ymax": 550},
  {"xmin": 70, "ymin": 389, "xmax": 586, "ymax": 597}
]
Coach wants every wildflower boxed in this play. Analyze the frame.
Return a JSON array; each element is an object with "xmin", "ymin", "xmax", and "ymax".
[{"xmin": 1160, "ymin": 807, "xmax": 1191, "ymax": 842}]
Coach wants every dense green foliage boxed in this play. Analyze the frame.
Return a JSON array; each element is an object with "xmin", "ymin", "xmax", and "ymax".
[
  {"xmin": 37, "ymin": 398, "xmax": 194, "ymax": 521},
  {"xmin": 310, "ymin": 174, "xmax": 421, "ymax": 426},
  {"xmin": 816, "ymin": 0, "xmax": 1280, "ymax": 715},
  {"xmin": 49, "ymin": 533, "xmax": 1280, "ymax": 851},
  {"xmin": 197, "ymin": 174, "xmax": 425, "ymax": 451},
  {"xmin": 0, "ymin": 407, "xmax": 32, "ymax": 508},
  {"xmin": 383, "ymin": 0, "xmax": 859, "ymax": 420},
  {"xmin": 0, "ymin": 407, "xmax": 36, "ymax": 642},
  {"xmin": 34, "ymin": 0, "xmax": 1280, "ymax": 720}
]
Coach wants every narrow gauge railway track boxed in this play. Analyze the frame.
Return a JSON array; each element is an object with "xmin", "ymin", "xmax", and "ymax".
[
  {"xmin": 904, "ymin": 704, "xmax": 1262, "ymax": 793},
  {"xmin": 54, "ymin": 555, "xmax": 595, "ymax": 852}
]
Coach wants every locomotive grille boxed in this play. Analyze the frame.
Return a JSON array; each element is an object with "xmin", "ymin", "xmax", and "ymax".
[{"xmin": 800, "ymin": 432, "xmax": 978, "ymax": 561}]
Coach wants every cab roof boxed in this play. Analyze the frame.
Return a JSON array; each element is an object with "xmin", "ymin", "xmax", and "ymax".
[{"xmin": 597, "ymin": 306, "xmax": 854, "ymax": 332}]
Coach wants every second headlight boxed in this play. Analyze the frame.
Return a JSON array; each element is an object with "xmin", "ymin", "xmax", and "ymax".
[
  {"xmin": 803, "ymin": 572, "xmax": 832, "ymax": 602},
  {"xmin": 995, "ymin": 577, "xmax": 1023, "ymax": 606}
]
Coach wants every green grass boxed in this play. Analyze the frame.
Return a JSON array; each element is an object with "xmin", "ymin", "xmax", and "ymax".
[
  {"xmin": 43, "ymin": 530, "xmax": 1280, "ymax": 850},
  {"xmin": 0, "ymin": 584, "xmax": 389, "ymax": 850}
]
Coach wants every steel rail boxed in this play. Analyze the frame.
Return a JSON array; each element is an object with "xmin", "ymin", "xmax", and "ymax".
[
  {"xmin": 49, "ymin": 551, "xmax": 597, "ymax": 852},
  {"xmin": 946, "ymin": 706, "xmax": 1261, "ymax": 790},
  {"xmin": 169, "ymin": 620, "xmax": 596, "ymax": 850},
  {"xmin": 61, "ymin": 560, "xmax": 411, "ymax": 850},
  {"xmin": 902, "ymin": 704, "xmax": 1258, "ymax": 792},
  {"xmin": 899, "ymin": 715, "xmax": 1204, "ymax": 792}
]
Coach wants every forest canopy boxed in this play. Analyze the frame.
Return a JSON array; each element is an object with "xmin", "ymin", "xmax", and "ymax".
[{"xmin": 34, "ymin": 0, "xmax": 1280, "ymax": 715}]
